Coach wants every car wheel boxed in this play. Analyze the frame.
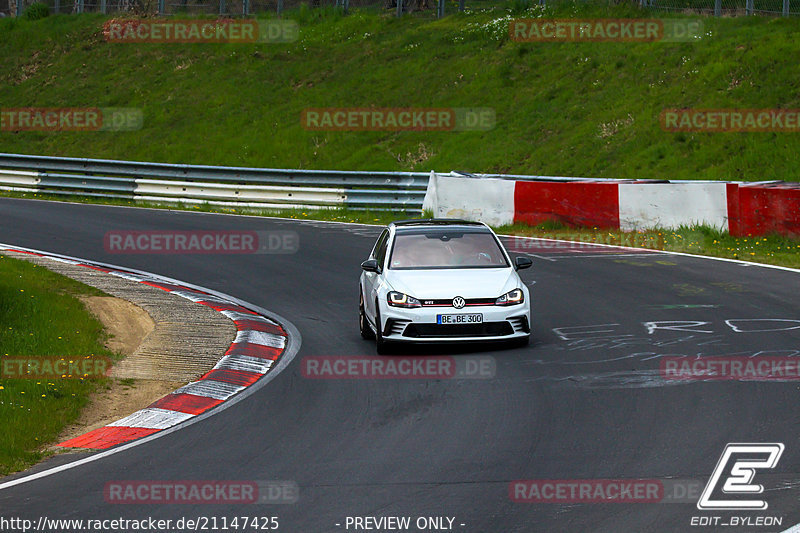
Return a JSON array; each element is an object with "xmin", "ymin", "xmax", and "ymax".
[
  {"xmin": 359, "ymin": 290, "xmax": 374, "ymax": 340},
  {"xmin": 375, "ymin": 299, "xmax": 390, "ymax": 355}
]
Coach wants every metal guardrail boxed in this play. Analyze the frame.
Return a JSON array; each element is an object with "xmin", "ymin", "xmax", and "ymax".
[
  {"xmin": 0, "ymin": 153, "xmax": 429, "ymax": 212},
  {"xmin": 0, "ymin": 154, "xmax": 728, "ymax": 214}
]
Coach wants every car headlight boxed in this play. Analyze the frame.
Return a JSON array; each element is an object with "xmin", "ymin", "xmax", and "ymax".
[
  {"xmin": 387, "ymin": 291, "xmax": 422, "ymax": 308},
  {"xmin": 496, "ymin": 288, "xmax": 524, "ymax": 306}
]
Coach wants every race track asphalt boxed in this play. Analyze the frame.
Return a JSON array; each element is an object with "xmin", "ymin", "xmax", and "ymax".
[{"xmin": 1, "ymin": 197, "xmax": 799, "ymax": 533}]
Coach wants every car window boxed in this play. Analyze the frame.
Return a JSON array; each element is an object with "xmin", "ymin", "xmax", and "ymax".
[
  {"xmin": 370, "ymin": 230, "xmax": 388, "ymax": 259},
  {"xmin": 389, "ymin": 230, "xmax": 509, "ymax": 269},
  {"xmin": 375, "ymin": 231, "xmax": 390, "ymax": 268}
]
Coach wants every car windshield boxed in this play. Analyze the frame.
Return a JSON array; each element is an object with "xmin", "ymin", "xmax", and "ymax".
[{"xmin": 388, "ymin": 229, "xmax": 509, "ymax": 269}]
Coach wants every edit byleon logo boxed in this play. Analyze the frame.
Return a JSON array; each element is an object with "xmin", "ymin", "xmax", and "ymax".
[{"xmin": 697, "ymin": 443, "xmax": 784, "ymax": 510}]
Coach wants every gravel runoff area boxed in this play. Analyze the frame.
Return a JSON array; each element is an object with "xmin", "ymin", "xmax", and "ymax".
[{"xmin": 1, "ymin": 250, "xmax": 236, "ymax": 382}]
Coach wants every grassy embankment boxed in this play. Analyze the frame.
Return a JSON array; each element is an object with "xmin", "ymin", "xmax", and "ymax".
[
  {"xmin": 0, "ymin": 255, "xmax": 115, "ymax": 475},
  {"xmin": 1, "ymin": 2, "xmax": 798, "ymax": 267}
]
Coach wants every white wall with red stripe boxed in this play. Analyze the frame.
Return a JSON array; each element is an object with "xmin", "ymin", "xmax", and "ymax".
[{"xmin": 423, "ymin": 172, "xmax": 800, "ymax": 237}]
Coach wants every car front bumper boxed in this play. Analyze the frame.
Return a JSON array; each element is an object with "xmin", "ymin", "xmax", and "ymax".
[{"xmin": 378, "ymin": 303, "xmax": 530, "ymax": 343}]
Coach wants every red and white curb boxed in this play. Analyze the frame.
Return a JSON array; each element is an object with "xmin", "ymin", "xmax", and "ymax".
[{"xmin": 0, "ymin": 244, "xmax": 294, "ymax": 451}]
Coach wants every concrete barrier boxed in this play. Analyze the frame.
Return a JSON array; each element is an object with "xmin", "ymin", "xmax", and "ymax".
[
  {"xmin": 618, "ymin": 182, "xmax": 729, "ymax": 231},
  {"xmin": 425, "ymin": 172, "xmax": 799, "ymax": 238},
  {"xmin": 422, "ymin": 172, "xmax": 515, "ymax": 226},
  {"xmin": 515, "ymin": 181, "xmax": 620, "ymax": 228}
]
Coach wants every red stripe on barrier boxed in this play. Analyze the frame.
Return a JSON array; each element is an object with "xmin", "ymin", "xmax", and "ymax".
[
  {"xmin": 199, "ymin": 368, "xmax": 263, "ymax": 386},
  {"xmin": 735, "ymin": 183, "xmax": 800, "ymax": 237},
  {"xmin": 513, "ymin": 182, "xmax": 620, "ymax": 228},
  {"xmin": 148, "ymin": 393, "xmax": 223, "ymax": 415},
  {"xmin": 57, "ymin": 426, "xmax": 160, "ymax": 449},
  {"xmin": 225, "ymin": 342, "xmax": 282, "ymax": 360},
  {"xmin": 234, "ymin": 320, "xmax": 286, "ymax": 336}
]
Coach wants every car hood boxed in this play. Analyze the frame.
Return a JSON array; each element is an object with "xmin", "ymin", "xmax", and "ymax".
[{"xmin": 384, "ymin": 268, "xmax": 519, "ymax": 299}]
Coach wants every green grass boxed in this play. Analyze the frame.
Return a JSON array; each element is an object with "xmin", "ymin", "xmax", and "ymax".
[
  {"xmin": 0, "ymin": 255, "xmax": 114, "ymax": 475},
  {"xmin": 1, "ymin": 2, "xmax": 799, "ymax": 180}
]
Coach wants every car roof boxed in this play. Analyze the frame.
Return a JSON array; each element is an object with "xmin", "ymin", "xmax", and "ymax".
[{"xmin": 390, "ymin": 219, "xmax": 488, "ymax": 229}]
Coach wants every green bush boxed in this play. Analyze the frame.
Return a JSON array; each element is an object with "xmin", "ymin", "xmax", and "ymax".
[{"xmin": 23, "ymin": 2, "xmax": 50, "ymax": 20}]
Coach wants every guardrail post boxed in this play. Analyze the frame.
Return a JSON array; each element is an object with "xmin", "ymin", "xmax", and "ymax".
[
  {"xmin": 243, "ymin": 0, "xmax": 249, "ymax": 14},
  {"xmin": 746, "ymin": 0, "xmax": 753, "ymax": 14},
  {"xmin": 100, "ymin": 0, "xmax": 106, "ymax": 13},
  {"xmin": 77, "ymin": 0, "xmax": 84, "ymax": 13},
  {"xmin": 344, "ymin": 0, "xmax": 349, "ymax": 14},
  {"xmin": 54, "ymin": 0, "xmax": 60, "ymax": 14},
  {"xmin": 437, "ymin": 0, "xmax": 444, "ymax": 17},
  {"xmin": 15, "ymin": 0, "xmax": 21, "ymax": 17},
  {"xmin": 277, "ymin": 0, "xmax": 283, "ymax": 15},
  {"xmin": 714, "ymin": 0, "xmax": 721, "ymax": 15},
  {"xmin": 158, "ymin": 0, "xmax": 165, "ymax": 14},
  {"xmin": 219, "ymin": 0, "xmax": 225, "ymax": 14},
  {"xmin": 396, "ymin": 0, "xmax": 402, "ymax": 17},
  {"xmin": 783, "ymin": 0, "xmax": 789, "ymax": 16}
]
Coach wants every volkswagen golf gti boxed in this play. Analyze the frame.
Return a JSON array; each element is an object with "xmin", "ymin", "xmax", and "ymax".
[{"xmin": 359, "ymin": 219, "xmax": 532, "ymax": 353}]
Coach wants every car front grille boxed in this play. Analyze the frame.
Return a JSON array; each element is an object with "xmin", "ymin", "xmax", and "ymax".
[
  {"xmin": 402, "ymin": 321, "xmax": 515, "ymax": 338},
  {"xmin": 420, "ymin": 298, "xmax": 497, "ymax": 307}
]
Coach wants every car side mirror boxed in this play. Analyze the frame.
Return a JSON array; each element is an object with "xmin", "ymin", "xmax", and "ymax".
[
  {"xmin": 514, "ymin": 256, "xmax": 532, "ymax": 271},
  {"xmin": 361, "ymin": 259, "xmax": 381, "ymax": 273}
]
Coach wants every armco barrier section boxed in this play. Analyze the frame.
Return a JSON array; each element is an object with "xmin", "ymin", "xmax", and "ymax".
[
  {"xmin": 0, "ymin": 153, "xmax": 428, "ymax": 213},
  {"xmin": 2, "ymin": 154, "xmax": 798, "ymax": 237}
]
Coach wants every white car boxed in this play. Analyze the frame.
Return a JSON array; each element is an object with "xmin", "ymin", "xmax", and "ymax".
[{"xmin": 359, "ymin": 219, "xmax": 532, "ymax": 353}]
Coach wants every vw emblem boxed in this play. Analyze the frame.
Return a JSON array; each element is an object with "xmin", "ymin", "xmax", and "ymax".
[{"xmin": 452, "ymin": 296, "xmax": 466, "ymax": 309}]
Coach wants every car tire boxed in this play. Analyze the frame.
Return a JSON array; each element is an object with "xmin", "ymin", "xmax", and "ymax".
[
  {"xmin": 375, "ymin": 300, "xmax": 390, "ymax": 355},
  {"xmin": 359, "ymin": 290, "xmax": 374, "ymax": 340}
]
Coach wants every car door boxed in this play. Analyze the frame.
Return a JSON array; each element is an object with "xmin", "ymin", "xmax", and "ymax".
[{"xmin": 363, "ymin": 229, "xmax": 389, "ymax": 320}]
